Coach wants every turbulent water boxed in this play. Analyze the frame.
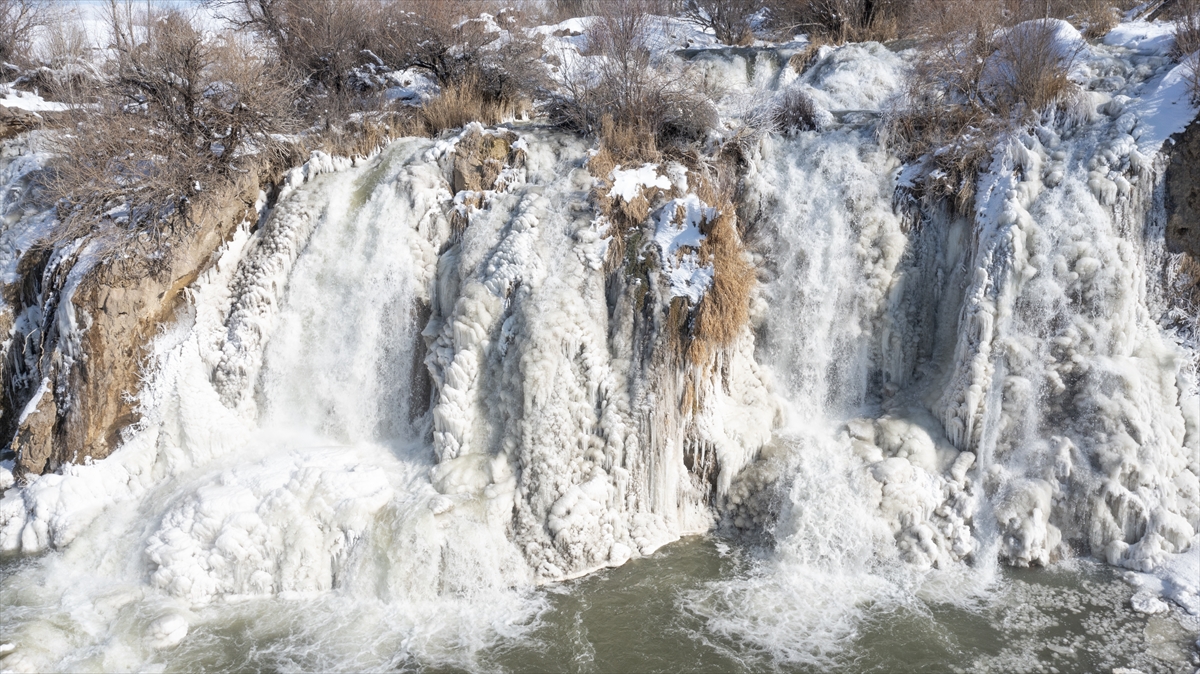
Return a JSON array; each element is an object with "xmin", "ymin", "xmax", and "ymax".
[{"xmin": 2, "ymin": 28, "xmax": 1200, "ymax": 673}]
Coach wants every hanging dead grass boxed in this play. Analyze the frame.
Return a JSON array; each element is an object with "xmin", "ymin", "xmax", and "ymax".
[{"xmin": 686, "ymin": 183, "xmax": 754, "ymax": 367}]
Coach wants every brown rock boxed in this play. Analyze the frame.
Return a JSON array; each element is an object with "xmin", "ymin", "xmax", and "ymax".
[
  {"xmin": 1166, "ymin": 117, "xmax": 1200, "ymax": 259},
  {"xmin": 0, "ymin": 104, "xmax": 42, "ymax": 141},
  {"xmin": 11, "ymin": 383, "xmax": 55, "ymax": 475},
  {"xmin": 4, "ymin": 174, "xmax": 262, "ymax": 479}
]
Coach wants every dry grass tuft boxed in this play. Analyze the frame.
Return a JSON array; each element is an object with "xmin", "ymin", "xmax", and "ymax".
[
  {"xmin": 313, "ymin": 109, "xmax": 425, "ymax": 158},
  {"xmin": 788, "ymin": 37, "xmax": 830, "ymax": 75},
  {"xmin": 420, "ymin": 72, "xmax": 507, "ymax": 135},
  {"xmin": 767, "ymin": 87, "xmax": 820, "ymax": 134},
  {"xmin": 684, "ymin": 175, "xmax": 754, "ymax": 367}
]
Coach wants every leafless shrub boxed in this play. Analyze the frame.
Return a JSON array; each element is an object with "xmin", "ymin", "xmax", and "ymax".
[
  {"xmin": 361, "ymin": 2, "xmax": 543, "ymax": 131},
  {"xmin": 684, "ymin": 0, "xmax": 760, "ymax": 45},
  {"xmin": 765, "ymin": 86, "xmax": 819, "ymax": 134},
  {"xmin": 1077, "ymin": 0, "xmax": 1121, "ymax": 39},
  {"xmin": 883, "ymin": 3, "xmax": 1081, "ymax": 209},
  {"xmin": 16, "ymin": 19, "xmax": 98, "ymax": 101},
  {"xmin": 988, "ymin": 19, "xmax": 1080, "ymax": 118},
  {"xmin": 771, "ymin": 0, "xmax": 913, "ymax": 43},
  {"xmin": 206, "ymin": 0, "xmax": 380, "ymax": 94},
  {"xmin": 49, "ymin": 3, "xmax": 295, "ymax": 237},
  {"xmin": 1174, "ymin": 0, "xmax": 1200, "ymax": 57},
  {"xmin": 0, "ymin": 0, "xmax": 44, "ymax": 68},
  {"xmin": 552, "ymin": 0, "xmax": 716, "ymax": 158},
  {"xmin": 34, "ymin": 13, "xmax": 90, "ymax": 68},
  {"xmin": 1186, "ymin": 53, "xmax": 1200, "ymax": 104}
]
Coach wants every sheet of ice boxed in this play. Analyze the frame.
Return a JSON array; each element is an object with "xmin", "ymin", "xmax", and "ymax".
[{"xmin": 1127, "ymin": 540, "xmax": 1200, "ymax": 615}]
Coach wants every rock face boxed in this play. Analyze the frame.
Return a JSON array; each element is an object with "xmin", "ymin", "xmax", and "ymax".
[
  {"xmin": 2, "ymin": 176, "xmax": 261, "ymax": 478},
  {"xmin": 1166, "ymin": 118, "xmax": 1200, "ymax": 259},
  {"xmin": 0, "ymin": 105, "xmax": 42, "ymax": 141}
]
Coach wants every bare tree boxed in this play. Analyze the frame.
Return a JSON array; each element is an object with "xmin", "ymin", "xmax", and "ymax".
[
  {"xmin": 205, "ymin": 0, "xmax": 378, "ymax": 93},
  {"xmin": 0, "ymin": 0, "xmax": 44, "ymax": 67},
  {"xmin": 51, "ymin": 2, "xmax": 295, "ymax": 234}
]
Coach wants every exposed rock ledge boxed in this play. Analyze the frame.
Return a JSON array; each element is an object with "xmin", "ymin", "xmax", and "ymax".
[{"xmin": 1, "ymin": 173, "xmax": 266, "ymax": 480}]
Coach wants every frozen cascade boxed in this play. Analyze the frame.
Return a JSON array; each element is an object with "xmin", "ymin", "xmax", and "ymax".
[
  {"xmin": 0, "ymin": 126, "xmax": 779, "ymax": 670},
  {"xmin": 0, "ymin": 42, "xmax": 1196, "ymax": 670}
]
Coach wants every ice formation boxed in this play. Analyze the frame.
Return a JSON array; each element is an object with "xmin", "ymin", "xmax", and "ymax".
[{"xmin": 0, "ymin": 15, "xmax": 1197, "ymax": 672}]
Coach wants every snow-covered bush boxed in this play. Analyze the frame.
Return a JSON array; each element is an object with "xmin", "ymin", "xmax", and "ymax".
[
  {"xmin": 1173, "ymin": 0, "xmax": 1200, "ymax": 58},
  {"xmin": 883, "ymin": 4, "xmax": 1085, "ymax": 209},
  {"xmin": 766, "ymin": 86, "xmax": 820, "ymax": 134},
  {"xmin": 363, "ymin": 3, "xmax": 544, "ymax": 131}
]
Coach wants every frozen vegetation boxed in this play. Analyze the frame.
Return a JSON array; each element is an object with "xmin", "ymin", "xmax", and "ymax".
[{"xmin": 0, "ymin": 0, "xmax": 1197, "ymax": 671}]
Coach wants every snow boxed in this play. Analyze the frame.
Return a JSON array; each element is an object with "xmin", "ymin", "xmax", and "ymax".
[
  {"xmin": 1104, "ymin": 20, "xmax": 1178, "ymax": 55},
  {"xmin": 381, "ymin": 68, "xmax": 440, "ymax": 106},
  {"xmin": 0, "ymin": 86, "xmax": 68, "ymax": 113},
  {"xmin": 1127, "ymin": 541, "xmax": 1200, "ymax": 615},
  {"xmin": 653, "ymin": 195, "xmax": 715, "ymax": 302},
  {"xmin": 608, "ymin": 164, "xmax": 670, "ymax": 202},
  {"xmin": 1124, "ymin": 53, "xmax": 1200, "ymax": 152}
]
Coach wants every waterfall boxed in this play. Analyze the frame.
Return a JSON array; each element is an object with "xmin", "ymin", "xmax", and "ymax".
[{"xmin": 0, "ymin": 32, "xmax": 1197, "ymax": 672}]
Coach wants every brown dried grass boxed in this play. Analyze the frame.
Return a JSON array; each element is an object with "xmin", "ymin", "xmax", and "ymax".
[
  {"xmin": 685, "ymin": 176, "xmax": 754, "ymax": 367},
  {"xmin": 420, "ymin": 72, "xmax": 507, "ymax": 135},
  {"xmin": 588, "ymin": 115, "xmax": 663, "ymax": 269}
]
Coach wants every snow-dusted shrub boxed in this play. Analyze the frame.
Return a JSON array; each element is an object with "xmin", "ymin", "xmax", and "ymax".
[
  {"xmin": 683, "ymin": 0, "xmax": 760, "ymax": 45},
  {"xmin": 50, "ymin": 6, "xmax": 295, "ymax": 235},
  {"xmin": 988, "ymin": 19, "xmax": 1081, "ymax": 118},
  {"xmin": 767, "ymin": 87, "xmax": 819, "ymax": 134},
  {"xmin": 552, "ymin": 0, "xmax": 716, "ymax": 156},
  {"xmin": 0, "ymin": 0, "xmax": 43, "ymax": 67},
  {"xmin": 371, "ymin": 3, "xmax": 544, "ymax": 128},
  {"xmin": 883, "ymin": 4, "xmax": 1084, "ymax": 210}
]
